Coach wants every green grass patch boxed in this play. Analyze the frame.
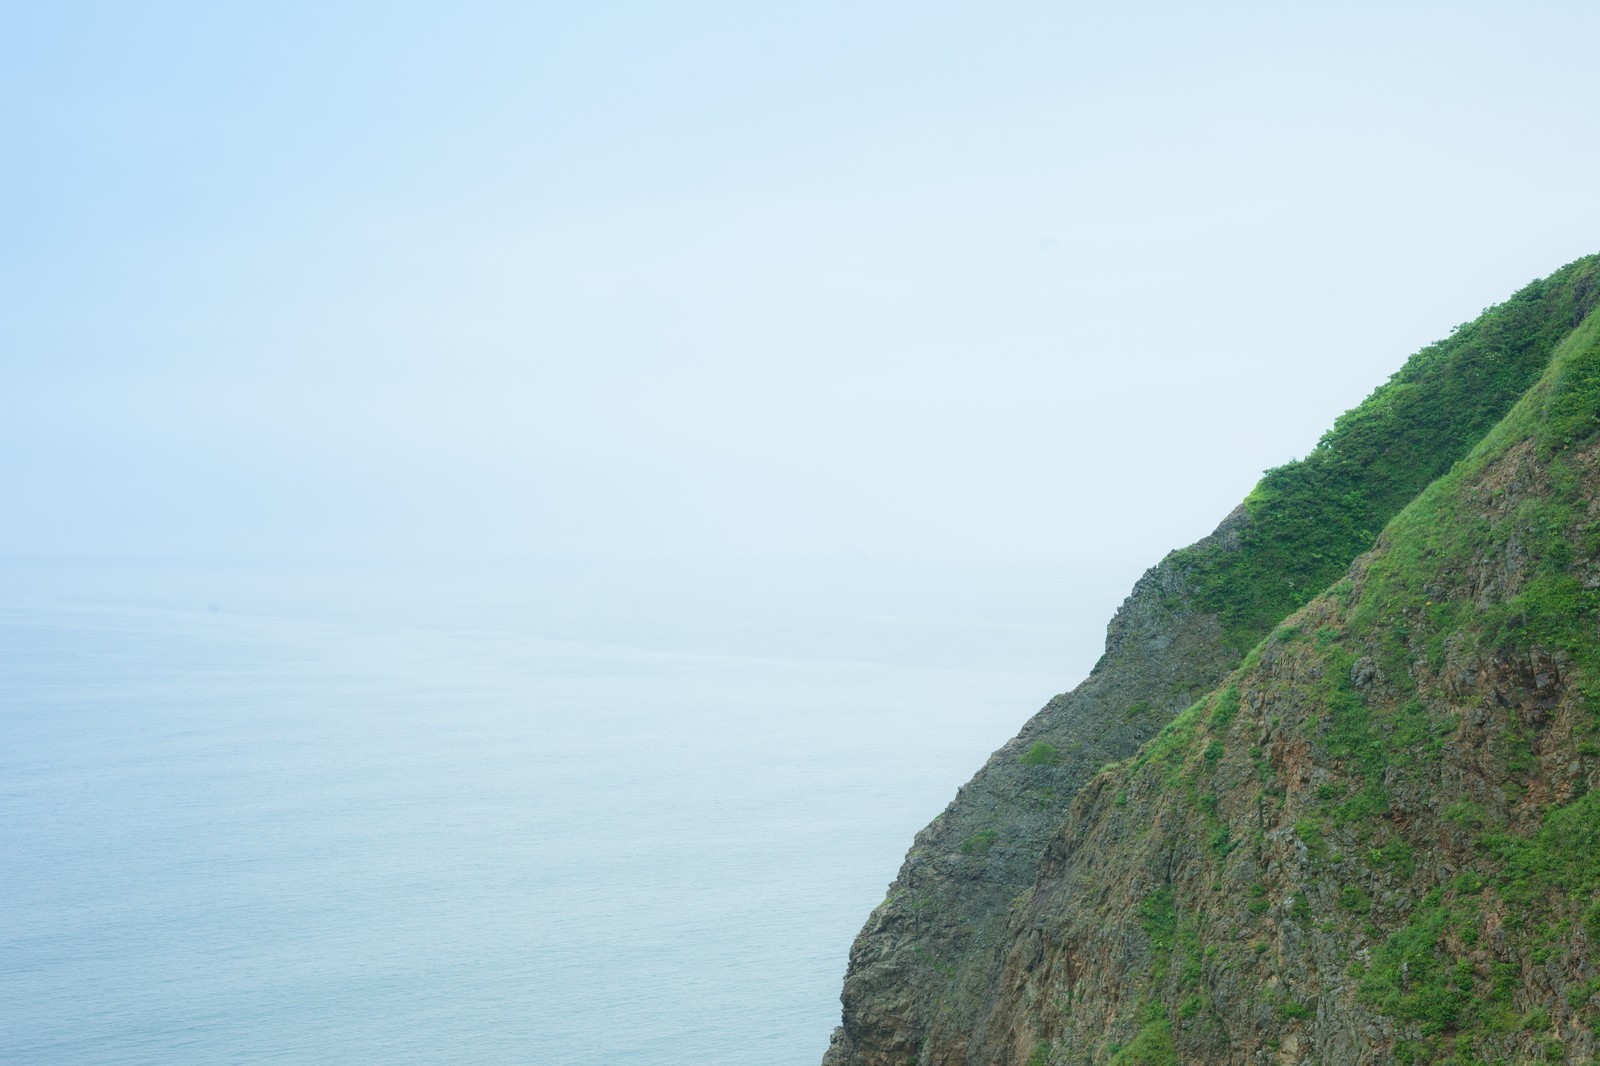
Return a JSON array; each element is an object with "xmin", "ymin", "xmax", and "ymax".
[
  {"xmin": 1359, "ymin": 895, "xmax": 1469, "ymax": 1035},
  {"xmin": 1295, "ymin": 817, "xmax": 1330, "ymax": 864},
  {"xmin": 959, "ymin": 829, "xmax": 998, "ymax": 855},
  {"xmin": 1537, "ymin": 309, "xmax": 1600, "ymax": 457},
  {"xmin": 1209, "ymin": 685, "xmax": 1241, "ymax": 731},
  {"xmin": 1108, "ymin": 1016, "xmax": 1177, "ymax": 1066}
]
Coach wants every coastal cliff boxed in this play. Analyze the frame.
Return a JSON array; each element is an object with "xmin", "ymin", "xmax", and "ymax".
[{"xmin": 826, "ymin": 254, "xmax": 1600, "ymax": 1065}]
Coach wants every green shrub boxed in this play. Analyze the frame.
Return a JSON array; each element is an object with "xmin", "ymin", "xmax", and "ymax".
[
  {"xmin": 1338, "ymin": 885, "xmax": 1371, "ymax": 914},
  {"xmin": 1276, "ymin": 997, "xmax": 1314, "ymax": 1020},
  {"xmin": 1295, "ymin": 817, "xmax": 1330, "ymax": 863},
  {"xmin": 1019, "ymin": 742, "xmax": 1061, "ymax": 767}
]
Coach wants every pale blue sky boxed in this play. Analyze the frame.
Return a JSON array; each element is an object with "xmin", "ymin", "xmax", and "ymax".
[{"xmin": 6, "ymin": 2, "xmax": 1600, "ymax": 564}]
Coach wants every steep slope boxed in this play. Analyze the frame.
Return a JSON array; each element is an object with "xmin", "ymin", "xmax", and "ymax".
[
  {"xmin": 825, "ymin": 256, "xmax": 1600, "ymax": 1065},
  {"xmin": 981, "ymin": 281, "xmax": 1600, "ymax": 1065}
]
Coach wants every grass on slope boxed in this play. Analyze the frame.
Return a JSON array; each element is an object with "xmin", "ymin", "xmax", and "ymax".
[
  {"xmin": 1106, "ymin": 296, "xmax": 1600, "ymax": 1064},
  {"xmin": 1171, "ymin": 255, "xmax": 1600, "ymax": 655}
]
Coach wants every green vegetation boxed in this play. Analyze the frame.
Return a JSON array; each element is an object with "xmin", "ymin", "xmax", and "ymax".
[
  {"xmin": 960, "ymin": 829, "xmax": 998, "ymax": 855},
  {"xmin": 1337, "ymin": 884, "xmax": 1371, "ymax": 914},
  {"xmin": 1170, "ymin": 256, "xmax": 1600, "ymax": 654},
  {"xmin": 1491, "ymin": 789, "xmax": 1600, "ymax": 918},
  {"xmin": 1130, "ymin": 700, "xmax": 1206, "ymax": 783},
  {"xmin": 1136, "ymin": 886, "xmax": 1177, "ymax": 960},
  {"xmin": 1208, "ymin": 685, "xmax": 1241, "ymax": 730},
  {"xmin": 1347, "ymin": 308, "xmax": 1600, "ymax": 696},
  {"xmin": 1019, "ymin": 741, "xmax": 1061, "ymax": 767},
  {"xmin": 1274, "ymin": 996, "xmax": 1314, "ymax": 1021},
  {"xmin": 1358, "ymin": 895, "xmax": 1467, "ymax": 1034},
  {"xmin": 1444, "ymin": 800, "xmax": 1489, "ymax": 831},
  {"xmin": 1246, "ymin": 882, "xmax": 1270, "ymax": 916},
  {"xmin": 1539, "ymin": 315, "xmax": 1600, "ymax": 458},
  {"xmin": 1107, "ymin": 1016, "xmax": 1177, "ymax": 1066},
  {"xmin": 1294, "ymin": 817, "xmax": 1330, "ymax": 864}
]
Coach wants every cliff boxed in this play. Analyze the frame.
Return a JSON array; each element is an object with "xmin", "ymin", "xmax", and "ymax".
[{"xmin": 825, "ymin": 254, "xmax": 1600, "ymax": 1065}]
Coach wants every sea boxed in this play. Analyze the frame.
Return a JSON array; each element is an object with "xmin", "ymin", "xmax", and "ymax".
[{"xmin": 0, "ymin": 556, "xmax": 1130, "ymax": 1064}]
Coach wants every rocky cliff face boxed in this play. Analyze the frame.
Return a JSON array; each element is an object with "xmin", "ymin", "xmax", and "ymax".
[
  {"xmin": 825, "ymin": 256, "xmax": 1600, "ymax": 1065},
  {"xmin": 824, "ymin": 514, "xmax": 1243, "ymax": 1066}
]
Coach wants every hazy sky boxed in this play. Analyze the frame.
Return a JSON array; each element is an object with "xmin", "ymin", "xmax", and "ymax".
[{"xmin": 7, "ymin": 2, "xmax": 1600, "ymax": 565}]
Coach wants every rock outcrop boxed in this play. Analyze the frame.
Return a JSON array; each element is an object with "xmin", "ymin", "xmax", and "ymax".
[{"xmin": 825, "ymin": 514, "xmax": 1241, "ymax": 1066}]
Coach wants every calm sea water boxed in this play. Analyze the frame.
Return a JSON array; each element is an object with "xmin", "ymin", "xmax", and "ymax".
[{"xmin": 0, "ymin": 559, "xmax": 1126, "ymax": 1064}]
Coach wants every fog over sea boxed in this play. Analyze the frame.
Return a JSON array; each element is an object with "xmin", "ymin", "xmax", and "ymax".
[{"xmin": 1, "ymin": 557, "xmax": 1130, "ymax": 1065}]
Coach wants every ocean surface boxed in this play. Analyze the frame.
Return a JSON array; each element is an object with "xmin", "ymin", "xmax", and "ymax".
[{"xmin": 0, "ymin": 558, "xmax": 1131, "ymax": 1064}]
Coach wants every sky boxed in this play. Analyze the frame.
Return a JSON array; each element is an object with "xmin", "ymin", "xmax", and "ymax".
[{"xmin": 6, "ymin": 1, "xmax": 1600, "ymax": 567}]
